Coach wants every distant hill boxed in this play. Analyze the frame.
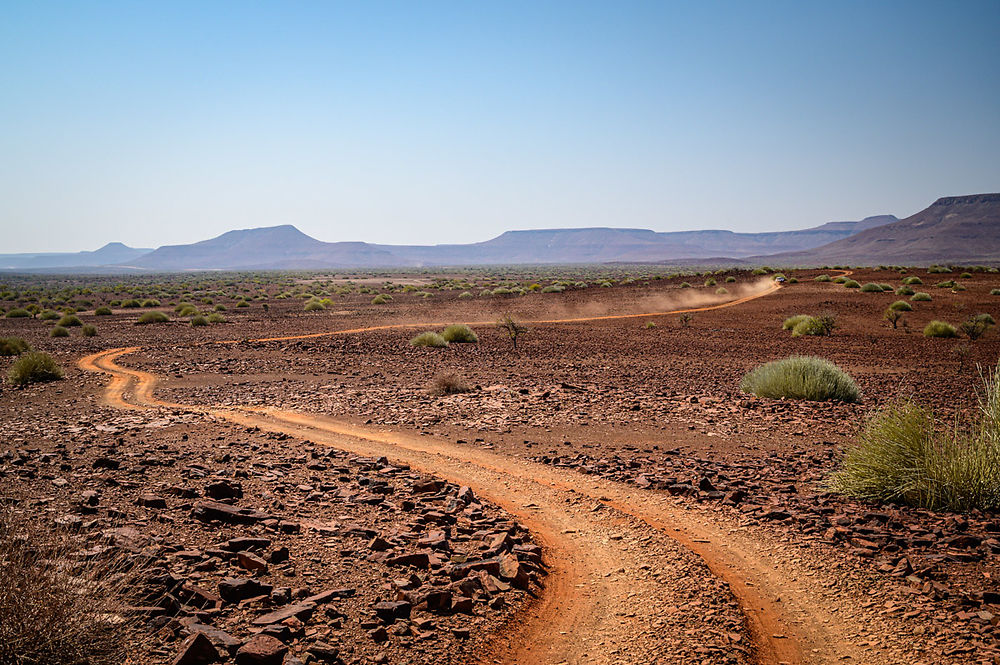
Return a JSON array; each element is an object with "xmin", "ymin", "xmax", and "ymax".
[
  {"xmin": 375, "ymin": 216, "xmax": 897, "ymax": 265},
  {"xmin": 0, "ymin": 242, "xmax": 151, "ymax": 270},
  {"xmin": 762, "ymin": 194, "xmax": 1000, "ymax": 265},
  {"xmin": 134, "ymin": 225, "xmax": 405, "ymax": 270}
]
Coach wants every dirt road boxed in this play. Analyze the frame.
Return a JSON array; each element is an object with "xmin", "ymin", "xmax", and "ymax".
[{"xmin": 78, "ymin": 283, "xmax": 881, "ymax": 665}]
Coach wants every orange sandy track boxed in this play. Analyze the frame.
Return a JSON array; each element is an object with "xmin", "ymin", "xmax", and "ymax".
[{"xmin": 78, "ymin": 282, "xmax": 863, "ymax": 665}]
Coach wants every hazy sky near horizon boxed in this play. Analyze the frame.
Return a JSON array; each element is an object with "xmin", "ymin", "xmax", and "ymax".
[{"xmin": 2, "ymin": 1, "xmax": 999, "ymax": 253}]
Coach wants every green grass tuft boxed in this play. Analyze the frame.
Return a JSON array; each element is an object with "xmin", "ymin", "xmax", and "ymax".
[
  {"xmin": 830, "ymin": 363, "xmax": 1000, "ymax": 511},
  {"xmin": 136, "ymin": 311, "xmax": 169, "ymax": 325},
  {"xmin": 410, "ymin": 331, "xmax": 448, "ymax": 348},
  {"xmin": 889, "ymin": 300, "xmax": 913, "ymax": 312},
  {"xmin": 94, "ymin": 306, "xmax": 113, "ymax": 316},
  {"xmin": 81, "ymin": 325, "xmax": 97, "ymax": 337},
  {"xmin": 740, "ymin": 356, "xmax": 859, "ymax": 402},
  {"xmin": 5, "ymin": 308, "xmax": 30, "ymax": 318},
  {"xmin": 49, "ymin": 326, "xmax": 69, "ymax": 338},
  {"xmin": 0, "ymin": 337, "xmax": 31, "ymax": 356},
  {"xmin": 859, "ymin": 283, "xmax": 882, "ymax": 292},
  {"xmin": 843, "ymin": 280, "xmax": 860, "ymax": 289},
  {"xmin": 923, "ymin": 320, "xmax": 957, "ymax": 338},
  {"xmin": 782, "ymin": 314, "xmax": 811, "ymax": 331},
  {"xmin": 911, "ymin": 292, "xmax": 932, "ymax": 302},
  {"xmin": 8, "ymin": 352, "xmax": 63, "ymax": 385},
  {"xmin": 57, "ymin": 315, "xmax": 82, "ymax": 327},
  {"xmin": 441, "ymin": 324, "xmax": 478, "ymax": 343}
]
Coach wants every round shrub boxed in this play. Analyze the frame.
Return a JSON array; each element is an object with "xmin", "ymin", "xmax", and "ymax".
[
  {"xmin": 859, "ymin": 283, "xmax": 882, "ymax": 293},
  {"xmin": 782, "ymin": 315, "xmax": 811, "ymax": 331},
  {"xmin": 541, "ymin": 285, "xmax": 565, "ymax": 293},
  {"xmin": 704, "ymin": 278, "xmax": 717, "ymax": 287},
  {"xmin": 81, "ymin": 325, "xmax": 97, "ymax": 337},
  {"xmin": 889, "ymin": 300, "xmax": 913, "ymax": 312},
  {"xmin": 923, "ymin": 320, "xmax": 957, "ymax": 338},
  {"xmin": 715, "ymin": 287, "xmax": 728, "ymax": 295},
  {"xmin": 458, "ymin": 291, "xmax": 474, "ymax": 299},
  {"xmin": 141, "ymin": 299, "xmax": 160, "ymax": 307},
  {"xmin": 5, "ymin": 308, "xmax": 30, "ymax": 318},
  {"xmin": 214, "ymin": 304, "xmax": 227, "ymax": 312},
  {"xmin": 0, "ymin": 337, "xmax": 31, "ymax": 356},
  {"xmin": 8, "ymin": 352, "xmax": 63, "ymax": 385},
  {"xmin": 121, "ymin": 299, "xmax": 141, "ymax": 308},
  {"xmin": 371, "ymin": 294, "xmax": 392, "ymax": 305},
  {"xmin": 896, "ymin": 286, "xmax": 914, "ymax": 296},
  {"xmin": 740, "ymin": 356, "xmax": 860, "ymax": 402},
  {"xmin": 725, "ymin": 276, "xmax": 736, "ymax": 283},
  {"xmin": 49, "ymin": 326, "xmax": 69, "ymax": 338},
  {"xmin": 94, "ymin": 306, "xmax": 113, "ymax": 316},
  {"xmin": 410, "ymin": 331, "xmax": 448, "ymax": 348},
  {"xmin": 236, "ymin": 300, "xmax": 249, "ymax": 308},
  {"xmin": 843, "ymin": 280, "xmax": 860, "ymax": 289},
  {"xmin": 190, "ymin": 315, "xmax": 209, "ymax": 327},
  {"xmin": 57, "ymin": 315, "xmax": 82, "ymax": 327},
  {"xmin": 679, "ymin": 282, "xmax": 692, "ymax": 289},
  {"xmin": 911, "ymin": 292, "xmax": 932, "ymax": 302},
  {"xmin": 304, "ymin": 300, "xmax": 325, "ymax": 312},
  {"xmin": 791, "ymin": 317, "xmax": 827, "ymax": 337},
  {"xmin": 814, "ymin": 274, "xmax": 831, "ymax": 282},
  {"xmin": 136, "ymin": 311, "xmax": 169, "ymax": 325},
  {"xmin": 441, "ymin": 324, "xmax": 478, "ymax": 343},
  {"xmin": 39, "ymin": 310, "xmax": 59, "ymax": 321},
  {"xmin": 903, "ymin": 276, "xmax": 923, "ymax": 285},
  {"xmin": 207, "ymin": 313, "xmax": 226, "ymax": 323}
]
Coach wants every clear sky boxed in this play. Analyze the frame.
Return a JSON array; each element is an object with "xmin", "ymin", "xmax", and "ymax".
[{"xmin": 2, "ymin": 1, "xmax": 998, "ymax": 253}]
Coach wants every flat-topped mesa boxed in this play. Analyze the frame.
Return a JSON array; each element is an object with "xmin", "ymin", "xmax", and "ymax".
[{"xmin": 932, "ymin": 193, "xmax": 1000, "ymax": 207}]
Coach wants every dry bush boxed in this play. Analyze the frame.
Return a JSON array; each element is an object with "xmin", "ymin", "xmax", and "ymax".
[
  {"xmin": 0, "ymin": 508, "xmax": 145, "ymax": 665},
  {"xmin": 740, "ymin": 355, "xmax": 860, "ymax": 402},
  {"xmin": 427, "ymin": 371, "xmax": 473, "ymax": 395}
]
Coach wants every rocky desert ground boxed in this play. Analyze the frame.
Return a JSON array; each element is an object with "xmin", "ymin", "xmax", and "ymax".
[{"xmin": 2, "ymin": 265, "xmax": 1000, "ymax": 665}]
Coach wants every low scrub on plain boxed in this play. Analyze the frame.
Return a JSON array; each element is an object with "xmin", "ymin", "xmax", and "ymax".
[
  {"xmin": 911, "ymin": 292, "xmax": 932, "ymax": 302},
  {"xmin": 991, "ymin": 289, "xmax": 1000, "ymax": 296},
  {"xmin": 923, "ymin": 320, "xmax": 957, "ymax": 338},
  {"xmin": 888, "ymin": 300, "xmax": 913, "ymax": 312},
  {"xmin": 190, "ymin": 315, "xmax": 209, "ymax": 327},
  {"xmin": 94, "ymin": 306, "xmax": 113, "ymax": 316},
  {"xmin": 859, "ymin": 283, "xmax": 882, "ymax": 292},
  {"xmin": 57, "ymin": 315, "xmax": 82, "ymax": 327},
  {"xmin": 441, "ymin": 324, "xmax": 478, "ymax": 343},
  {"xmin": 5, "ymin": 308, "xmax": 30, "ymax": 318},
  {"xmin": 81, "ymin": 325, "xmax": 97, "ymax": 337},
  {"xmin": 8, "ymin": 351, "xmax": 63, "ymax": 385},
  {"xmin": 50, "ymin": 326, "xmax": 69, "ymax": 338},
  {"xmin": 782, "ymin": 313, "xmax": 835, "ymax": 337},
  {"xmin": 136, "ymin": 311, "xmax": 169, "ymax": 325},
  {"xmin": 740, "ymin": 355, "xmax": 860, "ymax": 402},
  {"xmin": 830, "ymin": 362, "xmax": 1000, "ymax": 511},
  {"xmin": 410, "ymin": 331, "xmax": 448, "ymax": 348},
  {"xmin": 843, "ymin": 280, "xmax": 860, "ymax": 289},
  {"xmin": 304, "ymin": 299, "xmax": 325, "ymax": 312},
  {"xmin": 814, "ymin": 274, "xmax": 831, "ymax": 282},
  {"xmin": 0, "ymin": 337, "xmax": 30, "ymax": 356},
  {"xmin": 427, "ymin": 370, "xmax": 473, "ymax": 395}
]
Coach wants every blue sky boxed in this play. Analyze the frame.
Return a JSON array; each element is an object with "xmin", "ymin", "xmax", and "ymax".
[{"xmin": 2, "ymin": 1, "xmax": 998, "ymax": 252}]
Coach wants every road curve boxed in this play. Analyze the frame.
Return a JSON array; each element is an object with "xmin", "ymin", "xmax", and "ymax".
[{"xmin": 77, "ymin": 280, "xmax": 860, "ymax": 664}]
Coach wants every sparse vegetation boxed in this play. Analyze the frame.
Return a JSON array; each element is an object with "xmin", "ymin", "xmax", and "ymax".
[
  {"xmin": 50, "ymin": 326, "xmax": 69, "ymax": 337},
  {"xmin": 830, "ymin": 362, "xmax": 1000, "ymax": 511},
  {"xmin": 782, "ymin": 314, "xmax": 811, "ymax": 331},
  {"xmin": 81, "ymin": 325, "xmax": 97, "ymax": 337},
  {"xmin": 895, "ymin": 285, "xmax": 915, "ymax": 296},
  {"xmin": 884, "ymin": 308, "xmax": 903, "ymax": 329},
  {"xmin": 427, "ymin": 371, "xmax": 473, "ymax": 395},
  {"xmin": 8, "ymin": 351, "xmax": 63, "ymax": 385},
  {"xmin": 814, "ymin": 274, "xmax": 831, "ymax": 282},
  {"xmin": 57, "ymin": 314, "xmax": 82, "ymax": 327},
  {"xmin": 740, "ymin": 356, "xmax": 860, "ymax": 402},
  {"xmin": 888, "ymin": 300, "xmax": 913, "ymax": 312},
  {"xmin": 0, "ymin": 337, "xmax": 30, "ymax": 356},
  {"xmin": 372, "ymin": 294, "xmax": 392, "ymax": 304},
  {"xmin": 0, "ymin": 507, "xmax": 140, "ymax": 664},
  {"xmin": 859, "ymin": 283, "xmax": 882, "ymax": 292},
  {"xmin": 441, "ymin": 324, "xmax": 478, "ymax": 343},
  {"xmin": 960, "ymin": 313, "xmax": 995, "ymax": 341},
  {"xmin": 136, "ymin": 311, "xmax": 169, "ymax": 325},
  {"xmin": 923, "ymin": 320, "xmax": 957, "ymax": 338},
  {"xmin": 190, "ymin": 315, "xmax": 209, "ymax": 327},
  {"xmin": 843, "ymin": 280, "xmax": 860, "ymax": 289},
  {"xmin": 95, "ymin": 306, "xmax": 113, "ymax": 315},
  {"xmin": 208, "ymin": 313, "xmax": 226, "ymax": 323},
  {"xmin": 991, "ymin": 289, "xmax": 1000, "ymax": 296},
  {"xmin": 410, "ymin": 331, "xmax": 448, "ymax": 348},
  {"xmin": 5, "ymin": 308, "xmax": 29, "ymax": 318},
  {"xmin": 678, "ymin": 313, "xmax": 693, "ymax": 328},
  {"xmin": 911, "ymin": 292, "xmax": 932, "ymax": 302},
  {"xmin": 497, "ymin": 314, "xmax": 527, "ymax": 349},
  {"xmin": 303, "ymin": 299, "xmax": 326, "ymax": 312}
]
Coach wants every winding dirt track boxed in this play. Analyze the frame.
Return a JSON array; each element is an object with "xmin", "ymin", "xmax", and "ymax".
[{"xmin": 78, "ymin": 282, "xmax": 864, "ymax": 665}]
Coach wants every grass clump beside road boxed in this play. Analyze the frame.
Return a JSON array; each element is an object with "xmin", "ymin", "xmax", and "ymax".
[
  {"xmin": 8, "ymin": 351, "xmax": 63, "ymax": 385},
  {"xmin": 740, "ymin": 356, "xmax": 860, "ymax": 402},
  {"xmin": 830, "ymin": 362, "xmax": 1000, "ymax": 511},
  {"xmin": 136, "ymin": 311, "xmax": 169, "ymax": 325},
  {"xmin": 923, "ymin": 320, "xmax": 957, "ymax": 338},
  {"xmin": 410, "ymin": 331, "xmax": 448, "ymax": 348},
  {"xmin": 441, "ymin": 324, "xmax": 478, "ymax": 343}
]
